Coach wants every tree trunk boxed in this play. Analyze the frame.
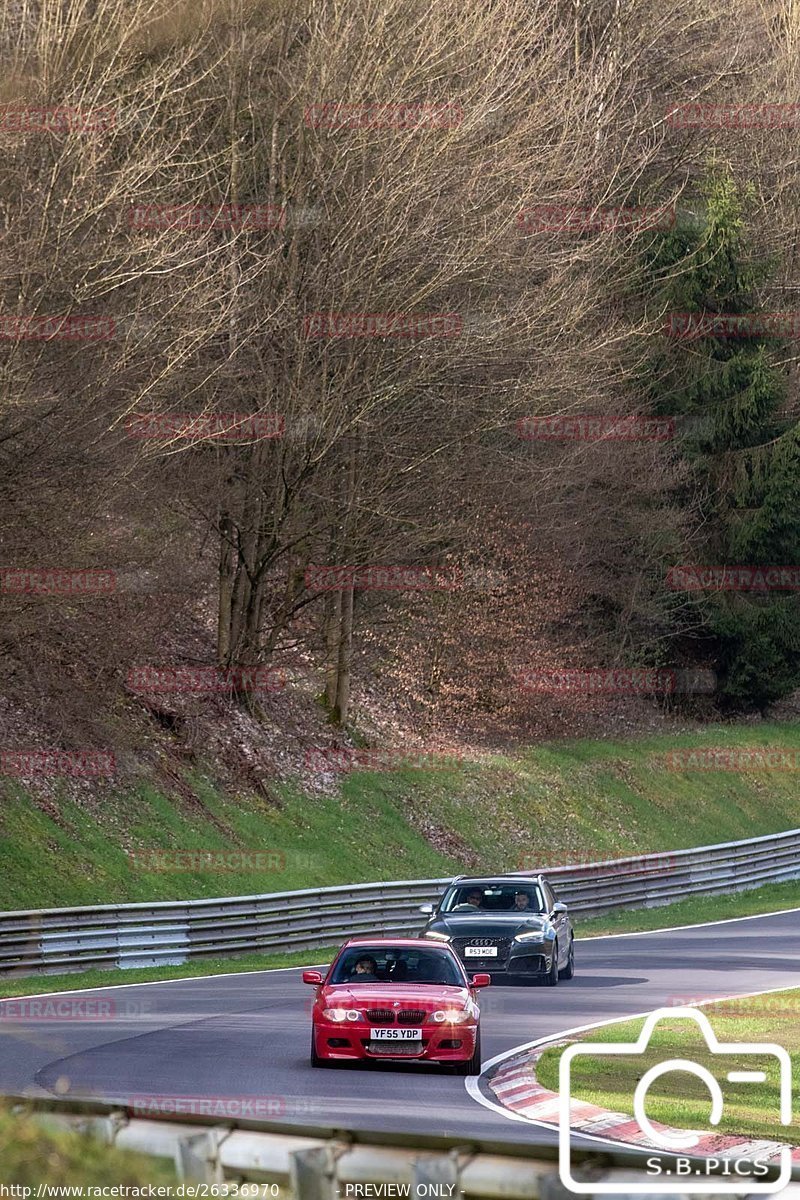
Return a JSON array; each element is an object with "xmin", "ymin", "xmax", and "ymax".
[
  {"xmin": 217, "ymin": 510, "xmax": 236, "ymax": 667},
  {"xmin": 333, "ymin": 580, "xmax": 354, "ymax": 723}
]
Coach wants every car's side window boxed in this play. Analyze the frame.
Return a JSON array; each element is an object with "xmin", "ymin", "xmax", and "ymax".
[{"xmin": 542, "ymin": 882, "xmax": 556, "ymax": 912}]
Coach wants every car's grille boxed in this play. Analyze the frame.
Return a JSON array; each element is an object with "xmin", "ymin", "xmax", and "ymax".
[
  {"xmin": 366, "ymin": 1040, "xmax": 424, "ymax": 1055},
  {"xmin": 452, "ymin": 936, "xmax": 513, "ymax": 965},
  {"xmin": 365, "ymin": 1009, "xmax": 395, "ymax": 1023},
  {"xmin": 397, "ymin": 1010, "xmax": 426, "ymax": 1024}
]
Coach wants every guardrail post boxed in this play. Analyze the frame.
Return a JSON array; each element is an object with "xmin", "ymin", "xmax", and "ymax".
[
  {"xmin": 175, "ymin": 1126, "xmax": 230, "ymax": 1183},
  {"xmin": 290, "ymin": 1143, "xmax": 342, "ymax": 1200},
  {"xmin": 413, "ymin": 1147, "xmax": 468, "ymax": 1193}
]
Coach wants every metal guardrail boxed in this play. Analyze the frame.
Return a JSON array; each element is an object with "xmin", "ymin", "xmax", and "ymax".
[
  {"xmin": 9, "ymin": 1094, "xmax": 799, "ymax": 1195},
  {"xmin": 1, "ymin": 828, "xmax": 799, "ymax": 976}
]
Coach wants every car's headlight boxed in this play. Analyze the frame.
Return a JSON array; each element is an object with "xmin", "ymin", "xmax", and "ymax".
[
  {"xmin": 514, "ymin": 930, "xmax": 546, "ymax": 943},
  {"xmin": 424, "ymin": 930, "xmax": 451, "ymax": 942},
  {"xmin": 322, "ymin": 1008, "xmax": 361, "ymax": 1022},
  {"xmin": 432, "ymin": 1008, "xmax": 473, "ymax": 1024}
]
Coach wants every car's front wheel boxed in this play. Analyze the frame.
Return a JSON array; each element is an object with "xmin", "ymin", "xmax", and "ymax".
[
  {"xmin": 310, "ymin": 1029, "xmax": 328, "ymax": 1067},
  {"xmin": 544, "ymin": 942, "xmax": 559, "ymax": 987},
  {"xmin": 559, "ymin": 937, "xmax": 575, "ymax": 980},
  {"xmin": 452, "ymin": 1030, "xmax": 482, "ymax": 1076}
]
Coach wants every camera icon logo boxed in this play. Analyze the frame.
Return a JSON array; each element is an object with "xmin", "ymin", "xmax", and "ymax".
[{"xmin": 558, "ymin": 1006, "xmax": 792, "ymax": 1194}]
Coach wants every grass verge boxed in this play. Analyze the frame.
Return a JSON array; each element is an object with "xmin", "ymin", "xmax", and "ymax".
[
  {"xmin": 2, "ymin": 721, "xmax": 800, "ymax": 911},
  {"xmin": 0, "ymin": 1103, "xmax": 177, "ymax": 1184},
  {"xmin": 576, "ymin": 877, "xmax": 800, "ymax": 937},
  {"xmin": 536, "ymin": 988, "xmax": 800, "ymax": 1143},
  {"xmin": 0, "ymin": 947, "xmax": 338, "ymax": 1001}
]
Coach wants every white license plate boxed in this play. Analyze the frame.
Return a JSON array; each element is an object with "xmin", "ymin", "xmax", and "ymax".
[
  {"xmin": 465, "ymin": 945, "xmax": 497, "ymax": 957},
  {"xmin": 370, "ymin": 1027, "xmax": 422, "ymax": 1040}
]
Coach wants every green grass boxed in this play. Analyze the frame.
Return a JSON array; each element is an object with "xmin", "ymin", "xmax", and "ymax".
[
  {"xmin": 2, "ymin": 721, "xmax": 800, "ymax": 911},
  {"xmin": 536, "ymin": 989, "xmax": 800, "ymax": 1143},
  {"xmin": 577, "ymin": 877, "xmax": 800, "ymax": 937},
  {"xmin": 0, "ymin": 1103, "xmax": 177, "ymax": 1184},
  {"xmin": 0, "ymin": 947, "xmax": 339, "ymax": 1001}
]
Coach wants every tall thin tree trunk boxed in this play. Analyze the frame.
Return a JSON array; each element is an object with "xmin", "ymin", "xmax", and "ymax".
[
  {"xmin": 215, "ymin": 6, "xmax": 244, "ymax": 668},
  {"xmin": 333, "ymin": 581, "xmax": 354, "ymax": 723},
  {"xmin": 332, "ymin": 431, "xmax": 358, "ymax": 723},
  {"xmin": 325, "ymin": 589, "xmax": 342, "ymax": 707},
  {"xmin": 217, "ymin": 510, "xmax": 236, "ymax": 667}
]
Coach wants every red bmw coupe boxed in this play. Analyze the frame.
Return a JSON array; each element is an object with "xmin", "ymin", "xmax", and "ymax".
[{"xmin": 303, "ymin": 937, "xmax": 490, "ymax": 1074}]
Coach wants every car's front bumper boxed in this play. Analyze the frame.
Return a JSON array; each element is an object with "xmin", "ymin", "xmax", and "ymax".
[
  {"xmin": 312, "ymin": 1021, "xmax": 478, "ymax": 1062},
  {"xmin": 454, "ymin": 948, "xmax": 552, "ymax": 976}
]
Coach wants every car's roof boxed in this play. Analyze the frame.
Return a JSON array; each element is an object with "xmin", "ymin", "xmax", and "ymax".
[
  {"xmin": 447, "ymin": 875, "xmax": 543, "ymax": 886},
  {"xmin": 340, "ymin": 936, "xmax": 457, "ymax": 951}
]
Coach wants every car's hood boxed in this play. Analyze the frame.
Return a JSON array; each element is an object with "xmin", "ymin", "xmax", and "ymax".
[
  {"xmin": 321, "ymin": 983, "xmax": 470, "ymax": 1008},
  {"xmin": 433, "ymin": 913, "xmax": 550, "ymax": 937}
]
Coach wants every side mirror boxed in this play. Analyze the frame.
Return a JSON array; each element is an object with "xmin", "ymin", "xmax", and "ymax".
[
  {"xmin": 302, "ymin": 970, "xmax": 323, "ymax": 985},
  {"xmin": 552, "ymin": 901, "xmax": 568, "ymax": 915},
  {"xmin": 471, "ymin": 973, "xmax": 491, "ymax": 988},
  {"xmin": 418, "ymin": 903, "xmax": 434, "ymax": 916}
]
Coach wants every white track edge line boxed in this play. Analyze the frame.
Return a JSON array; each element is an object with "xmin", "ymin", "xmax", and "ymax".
[
  {"xmin": 579, "ymin": 904, "xmax": 800, "ymax": 940},
  {"xmin": 466, "ymin": 980, "xmax": 800, "ymax": 1142}
]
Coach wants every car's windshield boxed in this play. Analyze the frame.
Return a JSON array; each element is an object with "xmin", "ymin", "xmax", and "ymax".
[
  {"xmin": 329, "ymin": 946, "xmax": 464, "ymax": 986},
  {"xmin": 441, "ymin": 883, "xmax": 546, "ymax": 914}
]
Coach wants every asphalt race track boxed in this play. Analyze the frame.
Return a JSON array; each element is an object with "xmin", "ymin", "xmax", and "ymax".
[{"xmin": 1, "ymin": 909, "xmax": 799, "ymax": 1146}]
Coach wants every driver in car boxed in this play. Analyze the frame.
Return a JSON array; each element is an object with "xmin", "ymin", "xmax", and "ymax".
[
  {"xmin": 350, "ymin": 955, "xmax": 380, "ymax": 981},
  {"xmin": 513, "ymin": 891, "xmax": 531, "ymax": 910}
]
